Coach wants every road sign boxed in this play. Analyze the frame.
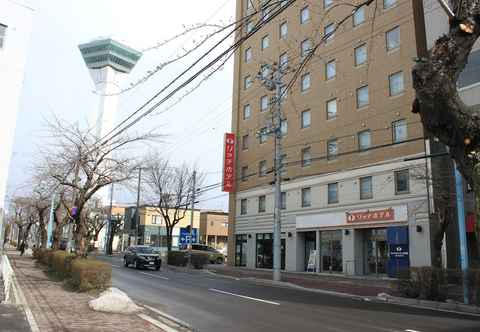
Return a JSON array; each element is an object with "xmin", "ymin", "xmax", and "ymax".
[{"xmin": 179, "ymin": 227, "xmax": 198, "ymax": 245}]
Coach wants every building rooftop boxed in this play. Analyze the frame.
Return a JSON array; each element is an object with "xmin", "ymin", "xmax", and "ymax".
[{"xmin": 78, "ymin": 38, "xmax": 142, "ymax": 73}]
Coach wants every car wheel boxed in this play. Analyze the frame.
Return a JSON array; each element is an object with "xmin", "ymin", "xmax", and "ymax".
[
  {"xmin": 134, "ymin": 259, "xmax": 139, "ymax": 269},
  {"xmin": 155, "ymin": 266, "xmax": 160, "ymax": 271},
  {"xmin": 123, "ymin": 257, "xmax": 128, "ymax": 267},
  {"xmin": 216, "ymin": 257, "xmax": 224, "ymax": 264}
]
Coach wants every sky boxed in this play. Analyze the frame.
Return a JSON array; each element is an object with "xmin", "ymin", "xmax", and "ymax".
[{"xmin": 7, "ymin": 0, "xmax": 236, "ymax": 211}]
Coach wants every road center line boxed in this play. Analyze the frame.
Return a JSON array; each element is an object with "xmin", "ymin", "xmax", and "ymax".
[
  {"xmin": 138, "ymin": 271, "xmax": 169, "ymax": 280},
  {"xmin": 112, "ymin": 264, "xmax": 122, "ymax": 268},
  {"xmin": 405, "ymin": 330, "xmax": 421, "ymax": 332},
  {"xmin": 209, "ymin": 288, "xmax": 280, "ymax": 305}
]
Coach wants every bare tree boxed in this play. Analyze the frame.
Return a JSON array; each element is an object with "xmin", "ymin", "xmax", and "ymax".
[
  {"xmin": 42, "ymin": 117, "xmax": 157, "ymax": 256},
  {"xmin": 412, "ymin": 1, "xmax": 480, "ymax": 216},
  {"xmin": 143, "ymin": 155, "xmax": 200, "ymax": 252}
]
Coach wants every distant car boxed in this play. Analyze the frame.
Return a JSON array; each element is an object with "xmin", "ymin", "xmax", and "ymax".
[
  {"xmin": 123, "ymin": 245, "xmax": 162, "ymax": 270},
  {"xmin": 191, "ymin": 244, "xmax": 225, "ymax": 264}
]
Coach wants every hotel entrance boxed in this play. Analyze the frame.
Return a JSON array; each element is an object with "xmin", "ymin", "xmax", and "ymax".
[
  {"xmin": 365, "ymin": 228, "xmax": 389, "ymax": 275},
  {"xmin": 320, "ymin": 230, "xmax": 342, "ymax": 273}
]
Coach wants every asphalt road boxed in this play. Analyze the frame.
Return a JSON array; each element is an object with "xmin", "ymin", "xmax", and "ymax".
[{"xmin": 99, "ymin": 255, "xmax": 480, "ymax": 332}]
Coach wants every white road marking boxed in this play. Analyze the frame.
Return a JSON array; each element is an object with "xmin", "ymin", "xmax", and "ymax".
[
  {"xmin": 405, "ymin": 330, "xmax": 421, "ymax": 332},
  {"xmin": 209, "ymin": 288, "xmax": 280, "ymax": 305},
  {"xmin": 143, "ymin": 304, "xmax": 192, "ymax": 329},
  {"xmin": 138, "ymin": 271, "xmax": 169, "ymax": 280},
  {"xmin": 112, "ymin": 264, "xmax": 122, "ymax": 268},
  {"xmin": 138, "ymin": 313, "xmax": 179, "ymax": 332}
]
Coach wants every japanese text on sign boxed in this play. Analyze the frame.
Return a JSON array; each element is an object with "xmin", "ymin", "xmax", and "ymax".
[{"xmin": 222, "ymin": 133, "xmax": 236, "ymax": 192}]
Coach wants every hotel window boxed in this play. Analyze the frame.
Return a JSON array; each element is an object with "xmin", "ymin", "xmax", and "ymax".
[
  {"xmin": 240, "ymin": 199, "xmax": 248, "ymax": 215},
  {"xmin": 261, "ymin": 7, "xmax": 270, "ymax": 21},
  {"xmin": 328, "ymin": 183, "xmax": 338, "ymax": 204},
  {"xmin": 300, "ymin": 6, "xmax": 310, "ymax": 24},
  {"xmin": 261, "ymin": 35, "xmax": 270, "ymax": 50},
  {"xmin": 259, "ymin": 160, "xmax": 267, "ymax": 177},
  {"xmin": 280, "ymin": 119, "xmax": 288, "ymax": 136},
  {"xmin": 326, "ymin": 59, "xmax": 336, "ymax": 80},
  {"xmin": 259, "ymin": 127, "xmax": 268, "ymax": 143},
  {"xmin": 246, "ymin": 20, "xmax": 254, "ymax": 33},
  {"xmin": 389, "ymin": 71, "xmax": 404, "ymax": 96},
  {"xmin": 395, "ymin": 169, "xmax": 410, "ymax": 194},
  {"xmin": 327, "ymin": 139, "xmax": 338, "ymax": 160},
  {"xmin": 301, "ymin": 110, "xmax": 311, "ymax": 128},
  {"xmin": 0, "ymin": 24, "xmax": 6, "ymax": 49},
  {"xmin": 302, "ymin": 187, "xmax": 312, "ymax": 207},
  {"xmin": 280, "ymin": 85, "xmax": 287, "ymax": 104},
  {"xmin": 301, "ymin": 39, "xmax": 312, "ymax": 57},
  {"xmin": 301, "ymin": 73, "xmax": 311, "ymax": 92},
  {"xmin": 242, "ymin": 134, "xmax": 249, "ymax": 150},
  {"xmin": 246, "ymin": 0, "xmax": 252, "ymax": 10},
  {"xmin": 243, "ymin": 104, "xmax": 251, "ymax": 119},
  {"xmin": 280, "ymin": 192, "xmax": 287, "ymax": 210},
  {"xmin": 324, "ymin": 23, "xmax": 335, "ymax": 41},
  {"xmin": 354, "ymin": 44, "xmax": 367, "ymax": 66},
  {"xmin": 260, "ymin": 95, "xmax": 269, "ymax": 112},
  {"xmin": 279, "ymin": 52, "xmax": 288, "ymax": 70},
  {"xmin": 392, "ymin": 119, "xmax": 407, "ymax": 143},
  {"xmin": 245, "ymin": 47, "xmax": 252, "ymax": 62},
  {"xmin": 384, "ymin": 0, "xmax": 396, "ymax": 9},
  {"xmin": 353, "ymin": 6, "xmax": 365, "ymax": 26},
  {"xmin": 324, "ymin": 0, "xmax": 333, "ymax": 8},
  {"xmin": 360, "ymin": 176, "xmax": 373, "ymax": 200},
  {"xmin": 280, "ymin": 21, "xmax": 288, "ymax": 39},
  {"xmin": 261, "ymin": 64, "xmax": 269, "ymax": 78},
  {"xmin": 152, "ymin": 215, "xmax": 162, "ymax": 225},
  {"xmin": 358, "ymin": 130, "xmax": 371, "ymax": 151},
  {"xmin": 281, "ymin": 0, "xmax": 288, "ymax": 7},
  {"xmin": 386, "ymin": 26, "xmax": 400, "ymax": 51},
  {"xmin": 302, "ymin": 147, "xmax": 312, "ymax": 167},
  {"xmin": 244, "ymin": 75, "xmax": 252, "ymax": 89},
  {"xmin": 258, "ymin": 195, "xmax": 266, "ymax": 213},
  {"xmin": 241, "ymin": 166, "xmax": 248, "ymax": 182},
  {"xmin": 326, "ymin": 98, "xmax": 337, "ymax": 120},
  {"xmin": 356, "ymin": 85, "xmax": 369, "ymax": 108}
]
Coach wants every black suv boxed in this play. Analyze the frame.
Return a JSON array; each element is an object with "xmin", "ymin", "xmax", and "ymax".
[{"xmin": 124, "ymin": 245, "xmax": 162, "ymax": 270}]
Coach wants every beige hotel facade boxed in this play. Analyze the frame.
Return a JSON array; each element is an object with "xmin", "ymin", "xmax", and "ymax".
[{"xmin": 227, "ymin": 0, "xmax": 443, "ymax": 276}]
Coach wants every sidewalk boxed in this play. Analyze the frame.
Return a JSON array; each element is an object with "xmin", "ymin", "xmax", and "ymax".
[
  {"xmin": 7, "ymin": 249, "xmax": 163, "ymax": 332},
  {"xmin": 207, "ymin": 264, "xmax": 398, "ymax": 297},
  {"xmin": 0, "ymin": 274, "xmax": 31, "ymax": 332}
]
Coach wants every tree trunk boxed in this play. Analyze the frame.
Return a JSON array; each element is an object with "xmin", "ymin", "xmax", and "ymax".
[
  {"xmin": 38, "ymin": 215, "xmax": 48, "ymax": 249},
  {"xmin": 166, "ymin": 227, "xmax": 173, "ymax": 252},
  {"xmin": 75, "ymin": 214, "xmax": 88, "ymax": 257}
]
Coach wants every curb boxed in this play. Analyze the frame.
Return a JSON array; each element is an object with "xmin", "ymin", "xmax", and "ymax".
[
  {"xmin": 3, "ymin": 255, "xmax": 40, "ymax": 332},
  {"xmin": 207, "ymin": 269, "xmax": 480, "ymax": 317}
]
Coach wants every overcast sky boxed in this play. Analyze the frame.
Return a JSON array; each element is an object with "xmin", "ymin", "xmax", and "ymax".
[{"xmin": 7, "ymin": 0, "xmax": 236, "ymax": 211}]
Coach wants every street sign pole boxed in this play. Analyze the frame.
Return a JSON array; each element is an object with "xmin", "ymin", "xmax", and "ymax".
[{"xmin": 454, "ymin": 162, "xmax": 469, "ymax": 304}]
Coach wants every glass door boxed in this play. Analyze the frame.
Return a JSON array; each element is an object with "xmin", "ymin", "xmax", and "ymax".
[
  {"xmin": 366, "ymin": 229, "xmax": 388, "ymax": 275},
  {"xmin": 304, "ymin": 232, "xmax": 316, "ymax": 271},
  {"xmin": 235, "ymin": 234, "xmax": 247, "ymax": 266},
  {"xmin": 320, "ymin": 230, "xmax": 343, "ymax": 273}
]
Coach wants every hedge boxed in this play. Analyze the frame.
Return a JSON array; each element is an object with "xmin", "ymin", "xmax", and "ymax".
[
  {"xmin": 32, "ymin": 248, "xmax": 111, "ymax": 292},
  {"xmin": 168, "ymin": 250, "xmax": 209, "ymax": 269},
  {"xmin": 399, "ymin": 267, "xmax": 480, "ymax": 305},
  {"xmin": 69, "ymin": 258, "xmax": 112, "ymax": 292}
]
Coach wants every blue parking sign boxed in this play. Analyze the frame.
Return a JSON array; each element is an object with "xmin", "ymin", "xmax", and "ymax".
[{"xmin": 179, "ymin": 228, "xmax": 198, "ymax": 245}]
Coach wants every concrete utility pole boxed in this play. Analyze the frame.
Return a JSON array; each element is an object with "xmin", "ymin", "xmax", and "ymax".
[
  {"xmin": 188, "ymin": 170, "xmax": 197, "ymax": 267},
  {"xmin": 258, "ymin": 63, "xmax": 285, "ymax": 282},
  {"xmin": 135, "ymin": 167, "xmax": 142, "ymax": 245},
  {"xmin": 105, "ymin": 183, "xmax": 114, "ymax": 255}
]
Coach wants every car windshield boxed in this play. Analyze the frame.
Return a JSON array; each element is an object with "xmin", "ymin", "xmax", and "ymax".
[{"xmin": 136, "ymin": 246, "xmax": 154, "ymax": 253}]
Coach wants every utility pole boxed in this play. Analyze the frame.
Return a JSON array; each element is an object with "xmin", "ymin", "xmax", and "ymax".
[
  {"xmin": 188, "ymin": 170, "xmax": 197, "ymax": 268},
  {"xmin": 105, "ymin": 183, "xmax": 114, "ymax": 255},
  {"xmin": 258, "ymin": 63, "xmax": 285, "ymax": 282},
  {"xmin": 135, "ymin": 167, "xmax": 142, "ymax": 245}
]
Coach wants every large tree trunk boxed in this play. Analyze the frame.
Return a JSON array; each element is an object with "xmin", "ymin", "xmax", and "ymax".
[
  {"xmin": 38, "ymin": 214, "xmax": 48, "ymax": 249},
  {"xmin": 75, "ymin": 213, "xmax": 88, "ymax": 257},
  {"xmin": 166, "ymin": 227, "xmax": 173, "ymax": 252}
]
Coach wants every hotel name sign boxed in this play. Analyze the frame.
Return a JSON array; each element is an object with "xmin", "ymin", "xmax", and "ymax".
[{"xmin": 346, "ymin": 208, "xmax": 395, "ymax": 223}]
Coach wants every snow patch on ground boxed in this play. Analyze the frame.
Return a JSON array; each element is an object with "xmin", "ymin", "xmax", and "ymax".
[{"xmin": 89, "ymin": 288, "xmax": 142, "ymax": 314}]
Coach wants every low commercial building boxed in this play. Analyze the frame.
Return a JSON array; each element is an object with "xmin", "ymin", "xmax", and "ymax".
[
  {"xmin": 123, "ymin": 206, "xmax": 200, "ymax": 251},
  {"xmin": 199, "ymin": 211, "xmax": 228, "ymax": 250}
]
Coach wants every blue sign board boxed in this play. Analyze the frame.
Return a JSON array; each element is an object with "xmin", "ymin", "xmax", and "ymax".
[
  {"xmin": 389, "ymin": 244, "xmax": 409, "ymax": 259},
  {"xmin": 179, "ymin": 227, "xmax": 198, "ymax": 245}
]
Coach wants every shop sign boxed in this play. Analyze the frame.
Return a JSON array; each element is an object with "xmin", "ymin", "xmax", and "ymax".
[
  {"xmin": 346, "ymin": 208, "xmax": 394, "ymax": 223},
  {"xmin": 389, "ymin": 244, "xmax": 409, "ymax": 259},
  {"xmin": 222, "ymin": 133, "xmax": 236, "ymax": 192}
]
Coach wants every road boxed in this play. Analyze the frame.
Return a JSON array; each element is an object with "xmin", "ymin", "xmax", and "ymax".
[{"xmin": 99, "ymin": 255, "xmax": 480, "ymax": 332}]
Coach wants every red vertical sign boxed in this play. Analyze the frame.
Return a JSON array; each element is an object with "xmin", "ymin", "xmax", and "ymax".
[{"xmin": 222, "ymin": 133, "xmax": 236, "ymax": 192}]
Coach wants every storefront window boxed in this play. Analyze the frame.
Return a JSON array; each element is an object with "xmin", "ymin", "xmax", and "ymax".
[
  {"xmin": 320, "ymin": 230, "xmax": 342, "ymax": 272},
  {"xmin": 235, "ymin": 234, "xmax": 248, "ymax": 266},
  {"xmin": 304, "ymin": 232, "xmax": 316, "ymax": 271},
  {"xmin": 256, "ymin": 233, "xmax": 285, "ymax": 269}
]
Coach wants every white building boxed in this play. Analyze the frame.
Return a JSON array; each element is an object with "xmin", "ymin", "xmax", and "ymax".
[{"xmin": 0, "ymin": 0, "xmax": 34, "ymax": 243}]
